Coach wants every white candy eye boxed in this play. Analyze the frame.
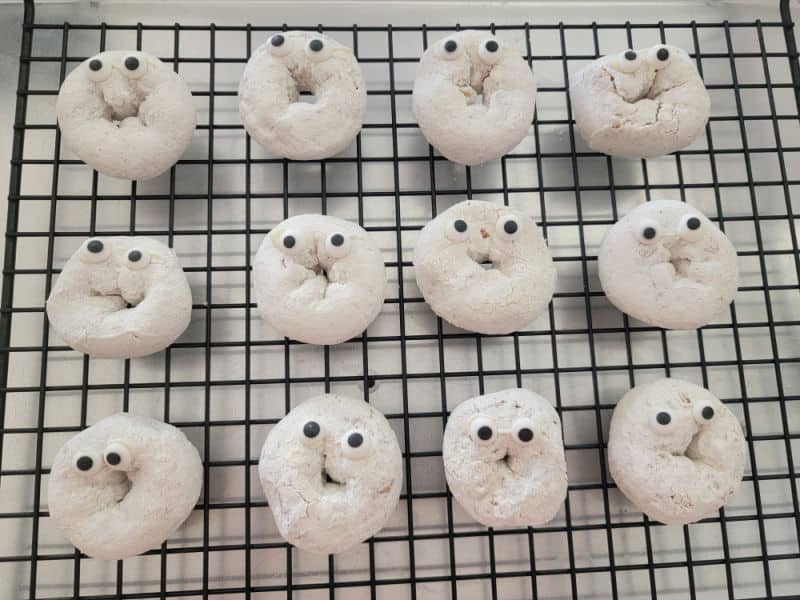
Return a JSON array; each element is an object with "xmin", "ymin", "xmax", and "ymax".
[
  {"xmin": 305, "ymin": 37, "xmax": 330, "ymax": 62},
  {"xmin": 693, "ymin": 402, "xmax": 716, "ymax": 425},
  {"xmin": 274, "ymin": 230, "xmax": 307, "ymax": 255},
  {"xmin": 478, "ymin": 38, "xmax": 502, "ymax": 65},
  {"xmin": 73, "ymin": 450, "xmax": 102, "ymax": 476},
  {"xmin": 616, "ymin": 49, "xmax": 643, "ymax": 73},
  {"xmin": 86, "ymin": 56, "xmax": 112, "ymax": 82},
  {"xmin": 79, "ymin": 238, "xmax": 111, "ymax": 264},
  {"xmin": 324, "ymin": 232, "xmax": 351, "ymax": 258},
  {"xmin": 121, "ymin": 53, "xmax": 146, "ymax": 79},
  {"xmin": 446, "ymin": 218, "xmax": 470, "ymax": 243},
  {"xmin": 649, "ymin": 409, "xmax": 677, "ymax": 433},
  {"xmin": 496, "ymin": 214, "xmax": 522, "ymax": 241},
  {"xmin": 438, "ymin": 37, "xmax": 462, "ymax": 60},
  {"xmin": 678, "ymin": 213, "xmax": 704, "ymax": 241},
  {"xmin": 469, "ymin": 416, "xmax": 496, "ymax": 445},
  {"xmin": 648, "ymin": 45, "xmax": 672, "ymax": 68},
  {"xmin": 636, "ymin": 218, "xmax": 661, "ymax": 244},
  {"xmin": 511, "ymin": 417, "xmax": 535, "ymax": 444},
  {"xmin": 125, "ymin": 247, "xmax": 151, "ymax": 270},
  {"xmin": 341, "ymin": 430, "xmax": 370, "ymax": 459},
  {"xmin": 103, "ymin": 441, "xmax": 133, "ymax": 470},
  {"xmin": 268, "ymin": 33, "xmax": 291, "ymax": 57},
  {"xmin": 301, "ymin": 420, "xmax": 323, "ymax": 447}
]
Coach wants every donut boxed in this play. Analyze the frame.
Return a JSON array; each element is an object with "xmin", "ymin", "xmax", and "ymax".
[
  {"xmin": 259, "ymin": 394, "xmax": 403, "ymax": 554},
  {"xmin": 413, "ymin": 200, "xmax": 556, "ymax": 334},
  {"xmin": 253, "ymin": 214, "xmax": 387, "ymax": 345},
  {"xmin": 46, "ymin": 237, "xmax": 193, "ymax": 358},
  {"xmin": 442, "ymin": 388, "xmax": 567, "ymax": 528},
  {"xmin": 48, "ymin": 413, "xmax": 203, "ymax": 560},
  {"xmin": 239, "ymin": 32, "xmax": 366, "ymax": 160},
  {"xmin": 608, "ymin": 378, "xmax": 747, "ymax": 525},
  {"xmin": 598, "ymin": 199, "xmax": 738, "ymax": 330},
  {"xmin": 56, "ymin": 50, "xmax": 196, "ymax": 180},
  {"xmin": 412, "ymin": 30, "xmax": 537, "ymax": 165},
  {"xmin": 569, "ymin": 44, "xmax": 710, "ymax": 158}
]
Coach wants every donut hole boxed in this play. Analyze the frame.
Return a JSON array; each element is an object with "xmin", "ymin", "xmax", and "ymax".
[
  {"xmin": 321, "ymin": 465, "xmax": 343, "ymax": 487},
  {"xmin": 297, "ymin": 90, "xmax": 317, "ymax": 104}
]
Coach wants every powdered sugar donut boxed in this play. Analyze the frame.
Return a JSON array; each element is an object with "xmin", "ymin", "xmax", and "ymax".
[
  {"xmin": 56, "ymin": 50, "xmax": 195, "ymax": 180},
  {"xmin": 48, "ymin": 413, "xmax": 203, "ymax": 560},
  {"xmin": 259, "ymin": 394, "xmax": 402, "ymax": 554},
  {"xmin": 46, "ymin": 237, "xmax": 193, "ymax": 358},
  {"xmin": 569, "ymin": 44, "xmax": 709, "ymax": 158},
  {"xmin": 253, "ymin": 215, "xmax": 387, "ymax": 345},
  {"xmin": 413, "ymin": 200, "xmax": 555, "ymax": 334},
  {"xmin": 443, "ymin": 388, "xmax": 567, "ymax": 528},
  {"xmin": 608, "ymin": 378, "xmax": 747, "ymax": 525},
  {"xmin": 598, "ymin": 199, "xmax": 738, "ymax": 330},
  {"xmin": 412, "ymin": 30, "xmax": 536, "ymax": 165},
  {"xmin": 239, "ymin": 32, "xmax": 366, "ymax": 160}
]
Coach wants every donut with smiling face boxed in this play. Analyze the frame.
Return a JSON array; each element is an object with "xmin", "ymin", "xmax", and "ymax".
[
  {"xmin": 598, "ymin": 199, "xmax": 738, "ymax": 330},
  {"xmin": 56, "ymin": 50, "xmax": 196, "ymax": 180},
  {"xmin": 413, "ymin": 200, "xmax": 556, "ymax": 334}
]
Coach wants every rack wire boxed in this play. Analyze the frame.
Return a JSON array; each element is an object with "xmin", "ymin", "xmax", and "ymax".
[{"xmin": 1, "ymin": 0, "xmax": 799, "ymax": 598}]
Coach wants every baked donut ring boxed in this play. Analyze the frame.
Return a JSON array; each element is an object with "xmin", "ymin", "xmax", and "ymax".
[
  {"xmin": 253, "ymin": 214, "xmax": 387, "ymax": 345},
  {"xmin": 46, "ymin": 237, "xmax": 193, "ymax": 358},
  {"xmin": 48, "ymin": 413, "xmax": 203, "ymax": 560},
  {"xmin": 412, "ymin": 30, "xmax": 537, "ymax": 165},
  {"xmin": 413, "ymin": 200, "xmax": 556, "ymax": 334},
  {"xmin": 442, "ymin": 388, "xmax": 567, "ymax": 528},
  {"xmin": 259, "ymin": 394, "xmax": 403, "ymax": 554},
  {"xmin": 608, "ymin": 378, "xmax": 747, "ymax": 525},
  {"xmin": 56, "ymin": 50, "xmax": 196, "ymax": 180},
  {"xmin": 598, "ymin": 199, "xmax": 738, "ymax": 330},
  {"xmin": 239, "ymin": 31, "xmax": 366, "ymax": 160},
  {"xmin": 569, "ymin": 44, "xmax": 710, "ymax": 158}
]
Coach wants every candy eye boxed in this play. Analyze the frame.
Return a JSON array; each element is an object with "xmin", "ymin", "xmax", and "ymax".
[
  {"xmin": 438, "ymin": 37, "xmax": 462, "ymax": 61},
  {"xmin": 469, "ymin": 416, "xmax": 495, "ymax": 445},
  {"xmin": 341, "ymin": 430, "xmax": 370, "ymax": 459},
  {"xmin": 511, "ymin": 417, "xmax": 535, "ymax": 444},
  {"xmin": 268, "ymin": 33, "xmax": 291, "ymax": 57},
  {"xmin": 121, "ymin": 53, "xmax": 146, "ymax": 79},
  {"xmin": 274, "ymin": 230, "xmax": 307, "ymax": 255},
  {"xmin": 616, "ymin": 49, "xmax": 643, "ymax": 73},
  {"xmin": 693, "ymin": 403, "xmax": 716, "ymax": 424},
  {"xmin": 103, "ymin": 441, "xmax": 133, "ymax": 470},
  {"xmin": 305, "ymin": 38, "xmax": 330, "ymax": 62},
  {"xmin": 648, "ymin": 45, "xmax": 672, "ymax": 67},
  {"xmin": 73, "ymin": 451, "xmax": 102, "ymax": 476},
  {"xmin": 678, "ymin": 213, "xmax": 703, "ymax": 241},
  {"xmin": 86, "ymin": 56, "xmax": 112, "ymax": 82},
  {"xmin": 79, "ymin": 238, "xmax": 111, "ymax": 264},
  {"xmin": 496, "ymin": 215, "xmax": 521, "ymax": 241},
  {"xmin": 125, "ymin": 248, "xmax": 151, "ymax": 270},
  {"xmin": 324, "ymin": 232, "xmax": 351, "ymax": 258},
  {"xmin": 446, "ymin": 218, "xmax": 470, "ymax": 243},
  {"xmin": 478, "ymin": 38, "xmax": 502, "ymax": 65},
  {"xmin": 301, "ymin": 420, "xmax": 323, "ymax": 446},
  {"xmin": 636, "ymin": 219, "xmax": 660, "ymax": 244},
  {"xmin": 648, "ymin": 410, "xmax": 677, "ymax": 434}
]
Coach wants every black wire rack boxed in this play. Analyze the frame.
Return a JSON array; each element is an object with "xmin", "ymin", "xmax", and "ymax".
[{"xmin": 1, "ymin": 0, "xmax": 799, "ymax": 598}]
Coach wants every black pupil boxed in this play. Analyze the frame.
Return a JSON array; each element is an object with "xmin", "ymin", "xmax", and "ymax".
[
  {"xmin": 128, "ymin": 250, "xmax": 142, "ymax": 262},
  {"xmin": 477, "ymin": 425, "xmax": 493, "ymax": 441},
  {"xmin": 309, "ymin": 39, "xmax": 323, "ymax": 52},
  {"xmin": 283, "ymin": 235, "xmax": 296, "ymax": 249},
  {"xmin": 303, "ymin": 421, "xmax": 320, "ymax": 438},
  {"xmin": 444, "ymin": 40, "xmax": 458, "ymax": 52},
  {"xmin": 643, "ymin": 227, "xmax": 657, "ymax": 240},
  {"xmin": 656, "ymin": 411, "xmax": 671, "ymax": 425},
  {"xmin": 271, "ymin": 34, "xmax": 285, "ymax": 47},
  {"xmin": 348, "ymin": 432, "xmax": 363, "ymax": 448},
  {"xmin": 624, "ymin": 50, "xmax": 637, "ymax": 60},
  {"xmin": 687, "ymin": 217, "xmax": 701, "ymax": 230},
  {"xmin": 106, "ymin": 452, "xmax": 121, "ymax": 466},
  {"xmin": 330, "ymin": 233, "xmax": 344, "ymax": 247},
  {"xmin": 124, "ymin": 56, "xmax": 139, "ymax": 71},
  {"xmin": 76, "ymin": 456, "xmax": 93, "ymax": 471},
  {"xmin": 657, "ymin": 47, "xmax": 670, "ymax": 61},
  {"xmin": 702, "ymin": 406, "xmax": 714, "ymax": 420},
  {"xmin": 454, "ymin": 219, "xmax": 467, "ymax": 233},
  {"xmin": 517, "ymin": 427, "xmax": 534, "ymax": 442},
  {"xmin": 89, "ymin": 59, "xmax": 103, "ymax": 71},
  {"xmin": 503, "ymin": 219, "xmax": 518, "ymax": 235},
  {"xmin": 87, "ymin": 240, "xmax": 104, "ymax": 253},
  {"xmin": 485, "ymin": 40, "xmax": 499, "ymax": 52}
]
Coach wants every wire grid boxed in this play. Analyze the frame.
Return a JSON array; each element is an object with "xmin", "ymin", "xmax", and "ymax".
[{"xmin": 1, "ymin": 0, "xmax": 800, "ymax": 598}]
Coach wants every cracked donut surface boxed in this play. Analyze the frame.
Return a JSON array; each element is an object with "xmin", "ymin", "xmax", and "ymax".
[
  {"xmin": 48, "ymin": 413, "xmax": 203, "ymax": 560},
  {"xmin": 258, "ymin": 394, "xmax": 403, "ymax": 554},
  {"xmin": 569, "ymin": 44, "xmax": 709, "ymax": 158},
  {"xmin": 598, "ymin": 199, "xmax": 738, "ymax": 330},
  {"xmin": 413, "ymin": 200, "xmax": 555, "ymax": 334},
  {"xmin": 56, "ymin": 50, "xmax": 196, "ymax": 180},
  {"xmin": 412, "ymin": 30, "xmax": 537, "ymax": 165},
  {"xmin": 46, "ymin": 236, "xmax": 193, "ymax": 358},
  {"xmin": 442, "ymin": 388, "xmax": 567, "ymax": 528},
  {"xmin": 239, "ymin": 31, "xmax": 366, "ymax": 160},
  {"xmin": 608, "ymin": 378, "xmax": 747, "ymax": 525},
  {"xmin": 253, "ymin": 214, "xmax": 387, "ymax": 345}
]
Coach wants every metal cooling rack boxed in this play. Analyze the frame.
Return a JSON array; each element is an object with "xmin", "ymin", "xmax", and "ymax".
[{"xmin": 1, "ymin": 0, "xmax": 799, "ymax": 598}]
